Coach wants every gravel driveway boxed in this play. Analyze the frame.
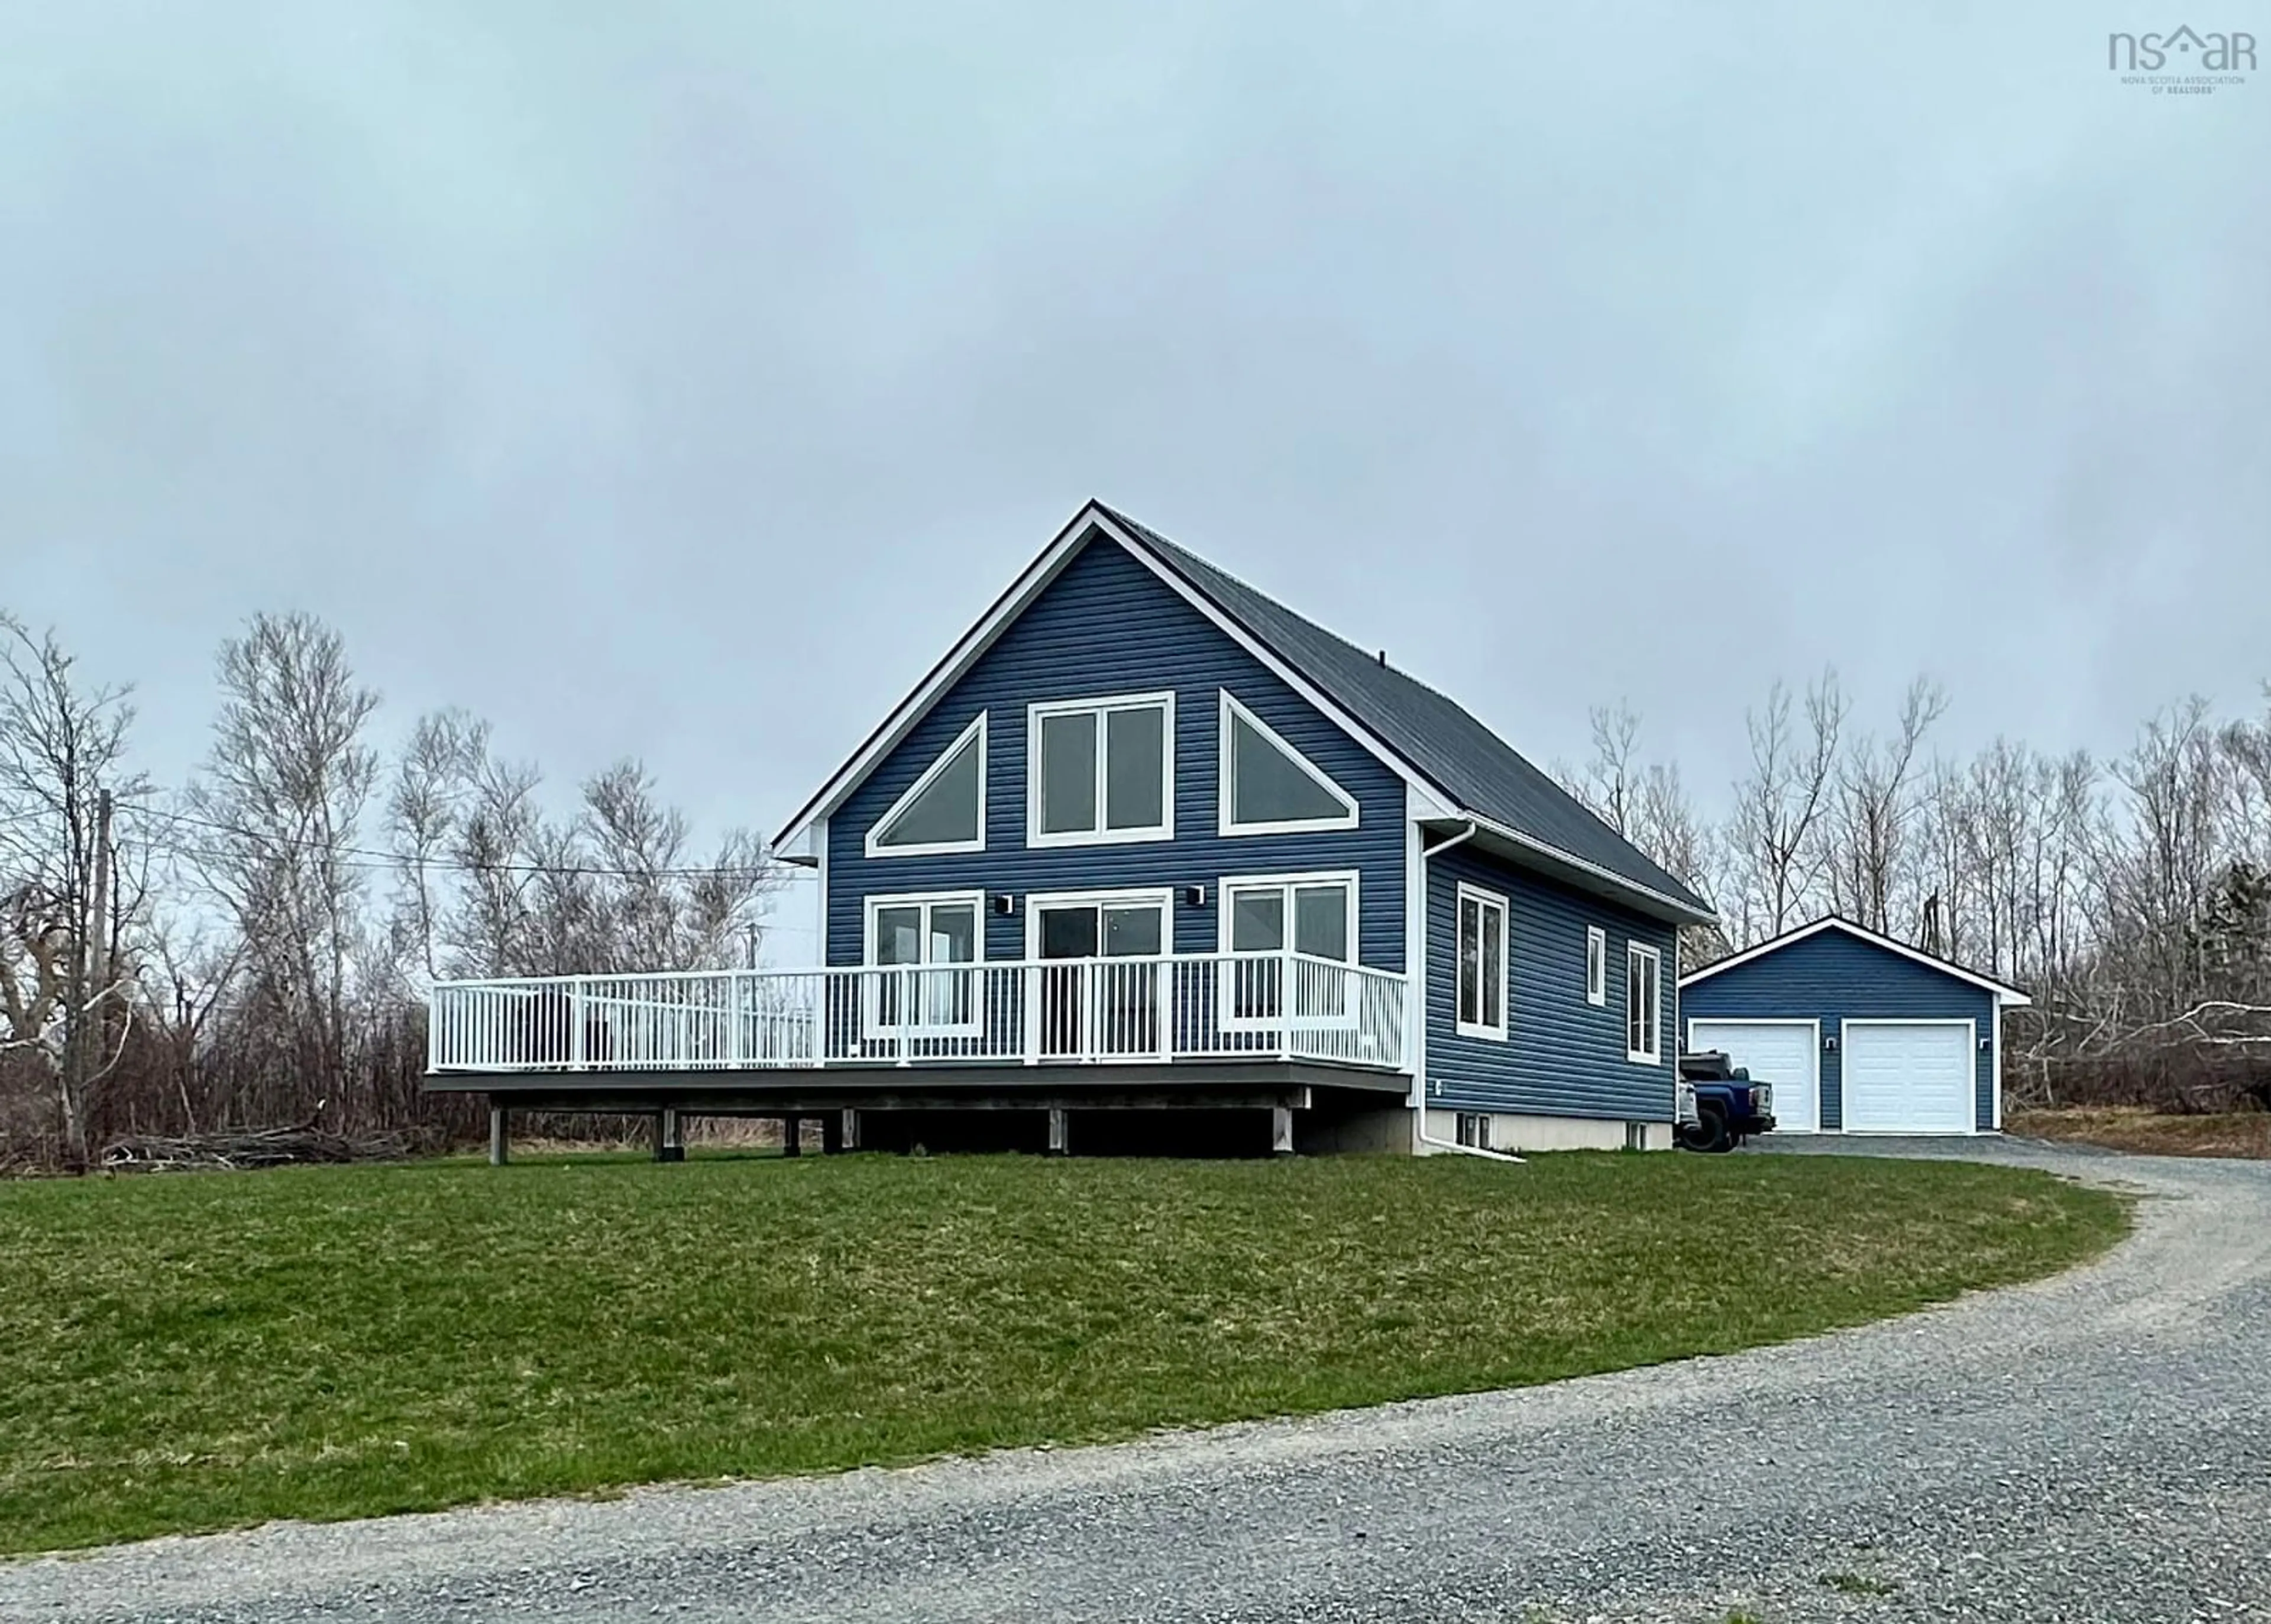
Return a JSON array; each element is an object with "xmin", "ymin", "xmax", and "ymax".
[{"xmin": 8, "ymin": 1139, "xmax": 2266, "ymax": 1623}]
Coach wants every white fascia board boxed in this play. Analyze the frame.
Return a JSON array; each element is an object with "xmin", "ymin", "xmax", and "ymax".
[
  {"xmin": 771, "ymin": 506, "xmax": 1104, "ymax": 853},
  {"xmin": 1677, "ymin": 914, "xmax": 2031, "ymax": 1003},
  {"xmin": 1448, "ymin": 813, "xmax": 1718, "ymax": 926},
  {"xmin": 1089, "ymin": 509, "xmax": 1462, "ymax": 808},
  {"xmin": 777, "ymin": 501, "xmax": 1470, "ymax": 854}
]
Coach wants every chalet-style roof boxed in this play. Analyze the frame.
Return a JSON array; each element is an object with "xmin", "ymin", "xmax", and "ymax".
[
  {"xmin": 775, "ymin": 501, "xmax": 1715, "ymax": 923},
  {"xmin": 1102, "ymin": 505, "xmax": 1710, "ymax": 916}
]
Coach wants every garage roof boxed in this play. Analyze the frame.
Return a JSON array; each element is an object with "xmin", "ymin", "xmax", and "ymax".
[{"xmin": 1678, "ymin": 915, "xmax": 2032, "ymax": 1005}]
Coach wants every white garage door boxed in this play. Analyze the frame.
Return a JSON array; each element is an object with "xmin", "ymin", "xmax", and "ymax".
[
  {"xmin": 1688, "ymin": 1020, "xmax": 1819, "ymax": 1133},
  {"xmin": 1842, "ymin": 1021, "xmax": 1974, "ymax": 1134}
]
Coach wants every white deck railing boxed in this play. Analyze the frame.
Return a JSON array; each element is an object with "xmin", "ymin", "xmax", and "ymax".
[{"xmin": 428, "ymin": 953, "xmax": 1407, "ymax": 1075}]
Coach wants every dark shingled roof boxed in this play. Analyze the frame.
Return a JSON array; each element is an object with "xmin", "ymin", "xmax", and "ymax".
[{"xmin": 1100, "ymin": 505, "xmax": 1712, "ymax": 917}]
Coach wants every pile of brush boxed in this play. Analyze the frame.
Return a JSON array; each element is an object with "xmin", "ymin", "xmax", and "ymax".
[{"xmin": 99, "ymin": 1120, "xmax": 419, "ymax": 1173}]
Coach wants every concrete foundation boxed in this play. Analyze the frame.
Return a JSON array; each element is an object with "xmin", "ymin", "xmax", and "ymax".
[
  {"xmin": 1293, "ymin": 1104, "xmax": 1415, "ymax": 1154},
  {"xmin": 1421, "ymin": 1109, "xmax": 1673, "ymax": 1154}
]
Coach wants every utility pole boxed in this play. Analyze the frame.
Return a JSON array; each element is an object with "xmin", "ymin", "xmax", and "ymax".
[
  {"xmin": 744, "ymin": 920, "xmax": 760, "ymax": 969},
  {"xmin": 65, "ymin": 787, "xmax": 114, "ymax": 1167},
  {"xmin": 98, "ymin": 787, "xmax": 125, "ymax": 1084}
]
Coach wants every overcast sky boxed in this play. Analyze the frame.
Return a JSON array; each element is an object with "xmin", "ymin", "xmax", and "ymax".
[{"xmin": 4, "ymin": 4, "xmax": 2267, "ymax": 956}]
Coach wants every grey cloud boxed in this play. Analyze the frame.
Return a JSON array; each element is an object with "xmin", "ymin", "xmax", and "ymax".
[{"xmin": 2, "ymin": 1, "xmax": 2264, "ymax": 913}]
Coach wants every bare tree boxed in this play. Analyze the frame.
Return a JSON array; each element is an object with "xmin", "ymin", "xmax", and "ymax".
[
  {"xmin": 1725, "ymin": 670, "xmax": 1847, "ymax": 942},
  {"xmin": 2220, "ymin": 685, "xmax": 2271, "ymax": 868},
  {"xmin": 2097, "ymin": 698, "xmax": 2233, "ymax": 1020},
  {"xmin": 386, "ymin": 709, "xmax": 483, "ymax": 984},
  {"xmin": 1567, "ymin": 702, "xmax": 1643, "ymax": 836},
  {"xmin": 567, "ymin": 760, "xmax": 777, "ymax": 973},
  {"xmin": 185, "ymin": 613, "xmax": 381, "ymax": 1121},
  {"xmin": 1557, "ymin": 701, "xmax": 1726, "ymax": 966},
  {"xmin": 1822, "ymin": 675, "xmax": 1947, "ymax": 934},
  {"xmin": 444, "ymin": 739, "xmax": 545, "ymax": 975},
  {"xmin": 0, "ymin": 617, "xmax": 148, "ymax": 1165},
  {"xmin": 0, "ymin": 601, "xmax": 797, "ymax": 1166},
  {"xmin": 135, "ymin": 917, "xmax": 243, "ymax": 1135},
  {"xmin": 440, "ymin": 742, "xmax": 781, "ymax": 979}
]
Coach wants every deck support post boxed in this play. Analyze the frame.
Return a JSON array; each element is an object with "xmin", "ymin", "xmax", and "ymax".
[
  {"xmin": 489, "ymin": 1104, "xmax": 509, "ymax": 1166},
  {"xmin": 782, "ymin": 1115, "xmax": 802, "ymax": 1158},
  {"xmin": 656, "ymin": 1106, "xmax": 685, "ymax": 1163},
  {"xmin": 840, "ymin": 1108, "xmax": 860, "ymax": 1151},
  {"xmin": 1046, "ymin": 1106, "xmax": 1069, "ymax": 1156},
  {"xmin": 1270, "ymin": 1103, "xmax": 1295, "ymax": 1157},
  {"xmin": 821, "ymin": 1111, "xmax": 843, "ymax": 1155}
]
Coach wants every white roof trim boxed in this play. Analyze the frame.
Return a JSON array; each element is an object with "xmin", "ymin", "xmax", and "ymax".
[
  {"xmin": 1677, "ymin": 915, "xmax": 2033, "ymax": 1005},
  {"xmin": 772, "ymin": 505, "xmax": 1107, "ymax": 852},
  {"xmin": 771, "ymin": 501, "xmax": 1717, "ymax": 927},
  {"xmin": 774, "ymin": 502, "xmax": 1458, "ymax": 850},
  {"xmin": 1091, "ymin": 509, "xmax": 1453, "ymax": 804},
  {"xmin": 1456, "ymin": 814, "xmax": 1718, "ymax": 926}
]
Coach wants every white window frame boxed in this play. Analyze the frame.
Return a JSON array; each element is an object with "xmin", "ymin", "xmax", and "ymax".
[
  {"xmin": 1216, "ymin": 869, "xmax": 1361, "ymax": 1032},
  {"xmin": 1626, "ymin": 941, "xmax": 1662, "ymax": 1065},
  {"xmin": 1021, "ymin": 886, "xmax": 1177, "ymax": 960},
  {"xmin": 1216, "ymin": 690, "xmax": 1360, "ymax": 837},
  {"xmin": 1585, "ymin": 925, "xmax": 1607, "ymax": 1007},
  {"xmin": 863, "ymin": 889, "xmax": 986, "ymax": 1036},
  {"xmin": 1454, "ymin": 881, "xmax": 1510, "ymax": 1041},
  {"xmin": 1025, "ymin": 691, "xmax": 1176, "ymax": 848},
  {"xmin": 865, "ymin": 713, "xmax": 987, "ymax": 858},
  {"xmin": 1021, "ymin": 887, "xmax": 1176, "ymax": 1062}
]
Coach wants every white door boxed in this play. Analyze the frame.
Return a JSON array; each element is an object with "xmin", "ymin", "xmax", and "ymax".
[
  {"xmin": 1841, "ymin": 1021, "xmax": 1974, "ymax": 1134},
  {"xmin": 1688, "ymin": 1020, "xmax": 1819, "ymax": 1133}
]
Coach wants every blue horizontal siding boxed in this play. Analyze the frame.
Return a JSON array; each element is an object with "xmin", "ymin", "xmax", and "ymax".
[
  {"xmin": 1680, "ymin": 930, "xmax": 1997, "ymax": 1130},
  {"xmin": 827, "ymin": 535, "xmax": 1406, "ymax": 972},
  {"xmin": 1425, "ymin": 843, "xmax": 1678, "ymax": 1122}
]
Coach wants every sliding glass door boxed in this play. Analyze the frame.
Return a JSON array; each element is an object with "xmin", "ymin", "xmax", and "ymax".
[{"xmin": 1031, "ymin": 894, "xmax": 1167, "ymax": 1059}]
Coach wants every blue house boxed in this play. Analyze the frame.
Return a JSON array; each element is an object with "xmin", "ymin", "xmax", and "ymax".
[
  {"xmin": 1678, "ymin": 916, "xmax": 2031, "ymax": 1135},
  {"xmin": 428, "ymin": 502, "xmax": 1716, "ymax": 1157}
]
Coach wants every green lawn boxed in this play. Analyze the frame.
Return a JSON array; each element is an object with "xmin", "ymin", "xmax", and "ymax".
[{"xmin": 0, "ymin": 1150, "xmax": 2126, "ymax": 1554}]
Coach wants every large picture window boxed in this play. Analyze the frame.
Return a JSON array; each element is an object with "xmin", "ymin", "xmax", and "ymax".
[
  {"xmin": 1028, "ymin": 693, "xmax": 1174, "ymax": 846},
  {"xmin": 866, "ymin": 714, "xmax": 985, "ymax": 856},
  {"xmin": 1626, "ymin": 942, "xmax": 1661, "ymax": 1064},
  {"xmin": 1219, "ymin": 871, "xmax": 1357, "ymax": 1027},
  {"xmin": 1455, "ymin": 883, "xmax": 1508, "ymax": 1041},
  {"xmin": 866, "ymin": 892, "xmax": 982, "ymax": 1033},
  {"xmin": 1217, "ymin": 692, "xmax": 1358, "ymax": 836}
]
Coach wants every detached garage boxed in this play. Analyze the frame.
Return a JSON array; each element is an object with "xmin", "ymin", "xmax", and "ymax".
[{"xmin": 1678, "ymin": 916, "xmax": 2030, "ymax": 1135}]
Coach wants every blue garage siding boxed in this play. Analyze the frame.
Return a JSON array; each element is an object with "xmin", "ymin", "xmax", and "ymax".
[
  {"xmin": 1680, "ymin": 930, "xmax": 1997, "ymax": 1130},
  {"xmin": 827, "ymin": 535, "xmax": 1408, "ymax": 970},
  {"xmin": 1424, "ymin": 843, "xmax": 1679, "ymax": 1122}
]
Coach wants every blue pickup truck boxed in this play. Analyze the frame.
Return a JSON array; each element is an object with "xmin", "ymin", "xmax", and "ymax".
[{"xmin": 1675, "ymin": 1050, "xmax": 1777, "ymax": 1153}]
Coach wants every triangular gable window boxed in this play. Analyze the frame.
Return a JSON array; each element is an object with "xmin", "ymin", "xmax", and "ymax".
[
  {"xmin": 867, "ymin": 714, "xmax": 986, "ymax": 856},
  {"xmin": 1218, "ymin": 692, "xmax": 1360, "ymax": 835}
]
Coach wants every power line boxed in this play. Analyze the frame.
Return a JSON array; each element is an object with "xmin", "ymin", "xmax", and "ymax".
[{"xmin": 119, "ymin": 806, "xmax": 787, "ymax": 882}]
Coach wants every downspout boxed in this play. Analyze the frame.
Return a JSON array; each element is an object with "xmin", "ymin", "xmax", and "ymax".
[{"xmin": 1412, "ymin": 821, "xmax": 1526, "ymax": 1164}]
